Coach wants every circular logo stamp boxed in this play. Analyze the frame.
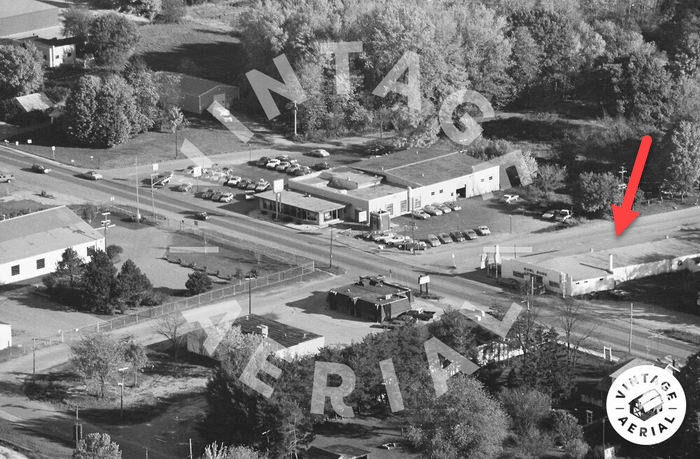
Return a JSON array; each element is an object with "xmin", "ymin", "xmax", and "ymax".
[{"xmin": 606, "ymin": 364, "xmax": 686, "ymax": 445}]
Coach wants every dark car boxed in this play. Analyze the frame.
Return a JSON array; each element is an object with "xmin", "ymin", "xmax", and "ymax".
[
  {"xmin": 313, "ymin": 161, "xmax": 330, "ymax": 171},
  {"xmin": 31, "ymin": 164, "xmax": 51, "ymax": 174},
  {"xmin": 437, "ymin": 233, "xmax": 452, "ymax": 244},
  {"xmin": 256, "ymin": 156, "xmax": 270, "ymax": 166},
  {"xmin": 237, "ymin": 179, "xmax": 251, "ymax": 189},
  {"xmin": 450, "ymin": 231, "xmax": 466, "ymax": 242},
  {"xmin": 194, "ymin": 211, "xmax": 209, "ymax": 221},
  {"xmin": 201, "ymin": 189, "xmax": 215, "ymax": 199}
]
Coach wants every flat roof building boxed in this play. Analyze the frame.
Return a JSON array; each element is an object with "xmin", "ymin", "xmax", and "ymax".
[
  {"xmin": 501, "ymin": 237, "xmax": 700, "ymax": 296},
  {"xmin": 0, "ymin": 206, "xmax": 105, "ymax": 285},
  {"xmin": 328, "ymin": 275, "xmax": 412, "ymax": 322},
  {"xmin": 256, "ymin": 189, "xmax": 346, "ymax": 227}
]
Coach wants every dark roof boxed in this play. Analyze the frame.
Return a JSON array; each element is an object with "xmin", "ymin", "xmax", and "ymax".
[
  {"xmin": 31, "ymin": 36, "xmax": 76, "ymax": 47},
  {"xmin": 330, "ymin": 276, "xmax": 410, "ymax": 306},
  {"xmin": 179, "ymin": 74, "xmax": 237, "ymax": 96},
  {"xmin": 0, "ymin": 206, "xmax": 104, "ymax": 264},
  {"xmin": 234, "ymin": 314, "xmax": 321, "ymax": 349}
]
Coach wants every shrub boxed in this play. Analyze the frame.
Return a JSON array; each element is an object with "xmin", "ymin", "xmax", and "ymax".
[
  {"xmin": 159, "ymin": 0, "xmax": 185, "ymax": 23},
  {"xmin": 140, "ymin": 290, "xmax": 164, "ymax": 306},
  {"xmin": 186, "ymin": 271, "xmax": 212, "ymax": 295},
  {"xmin": 105, "ymin": 244, "xmax": 123, "ymax": 260}
]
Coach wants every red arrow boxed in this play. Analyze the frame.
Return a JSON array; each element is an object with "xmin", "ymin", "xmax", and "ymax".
[{"xmin": 612, "ymin": 135, "xmax": 652, "ymax": 236}]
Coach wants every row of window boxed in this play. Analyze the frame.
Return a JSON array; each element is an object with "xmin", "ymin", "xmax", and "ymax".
[{"xmin": 10, "ymin": 258, "xmax": 45, "ymax": 276}]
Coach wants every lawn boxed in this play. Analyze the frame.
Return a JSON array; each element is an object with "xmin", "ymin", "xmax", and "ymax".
[{"xmin": 0, "ymin": 198, "xmax": 51, "ymax": 219}]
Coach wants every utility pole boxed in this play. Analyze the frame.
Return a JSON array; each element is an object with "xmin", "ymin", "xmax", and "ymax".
[
  {"xmin": 329, "ymin": 226, "xmax": 334, "ymax": 268},
  {"xmin": 602, "ymin": 417, "xmax": 606, "ymax": 452},
  {"xmin": 32, "ymin": 338, "xmax": 36, "ymax": 375},
  {"xmin": 135, "ymin": 155, "xmax": 141, "ymax": 222},
  {"xmin": 150, "ymin": 174, "xmax": 156, "ymax": 221},
  {"xmin": 628, "ymin": 303, "xmax": 633, "ymax": 354},
  {"xmin": 189, "ymin": 438, "xmax": 193, "ymax": 459},
  {"xmin": 248, "ymin": 273, "xmax": 252, "ymax": 316},
  {"xmin": 101, "ymin": 212, "xmax": 111, "ymax": 247},
  {"xmin": 292, "ymin": 100, "xmax": 298, "ymax": 136}
]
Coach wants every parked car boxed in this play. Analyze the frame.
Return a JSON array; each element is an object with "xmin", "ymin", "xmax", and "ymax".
[
  {"xmin": 445, "ymin": 201, "xmax": 461, "ymax": 211},
  {"xmin": 246, "ymin": 181, "xmax": 258, "ymax": 190},
  {"xmin": 80, "ymin": 170, "xmax": 103, "ymax": 180},
  {"xmin": 556, "ymin": 209, "xmax": 573, "ymax": 222},
  {"xmin": 287, "ymin": 165, "xmax": 301, "ymax": 175},
  {"xmin": 292, "ymin": 166, "xmax": 312, "ymax": 176},
  {"xmin": 194, "ymin": 211, "xmax": 209, "ymax": 221},
  {"xmin": 434, "ymin": 203, "xmax": 451, "ymax": 214},
  {"xmin": 308, "ymin": 148, "xmax": 330, "ymax": 158},
  {"xmin": 276, "ymin": 155, "xmax": 290, "ymax": 162},
  {"xmin": 423, "ymin": 205, "xmax": 442, "ymax": 216},
  {"xmin": 255, "ymin": 180, "xmax": 270, "ymax": 192},
  {"xmin": 175, "ymin": 183, "xmax": 193, "ymax": 192},
  {"xmin": 475, "ymin": 225, "xmax": 491, "ymax": 236},
  {"xmin": 411, "ymin": 210, "xmax": 430, "ymax": 219},
  {"xmin": 374, "ymin": 233, "xmax": 397, "ymax": 244},
  {"xmin": 503, "ymin": 194, "xmax": 520, "ymax": 204},
  {"xmin": 313, "ymin": 161, "xmax": 330, "ymax": 171},
  {"xmin": 225, "ymin": 176, "xmax": 242, "ymax": 187},
  {"xmin": 219, "ymin": 192, "xmax": 234, "ymax": 203},
  {"xmin": 399, "ymin": 240, "xmax": 427, "ymax": 251},
  {"xmin": 437, "ymin": 233, "xmax": 452, "ymax": 244},
  {"xmin": 425, "ymin": 234, "xmax": 441, "ymax": 247},
  {"xmin": 266, "ymin": 159, "xmax": 281, "ymax": 169},
  {"xmin": 0, "ymin": 171, "xmax": 15, "ymax": 183},
  {"xmin": 465, "ymin": 229, "xmax": 478, "ymax": 240},
  {"xmin": 416, "ymin": 310, "xmax": 436, "ymax": 321},
  {"xmin": 201, "ymin": 189, "xmax": 215, "ymax": 199},
  {"xmin": 385, "ymin": 235, "xmax": 411, "ymax": 247},
  {"xmin": 236, "ymin": 179, "xmax": 251, "ymax": 189},
  {"xmin": 31, "ymin": 164, "xmax": 51, "ymax": 174},
  {"xmin": 256, "ymin": 156, "xmax": 270, "ymax": 166},
  {"xmin": 541, "ymin": 209, "xmax": 557, "ymax": 220},
  {"xmin": 379, "ymin": 443, "xmax": 398, "ymax": 450},
  {"xmin": 450, "ymin": 231, "xmax": 466, "ymax": 242},
  {"xmin": 276, "ymin": 161, "xmax": 292, "ymax": 172},
  {"xmin": 211, "ymin": 191, "xmax": 223, "ymax": 201}
]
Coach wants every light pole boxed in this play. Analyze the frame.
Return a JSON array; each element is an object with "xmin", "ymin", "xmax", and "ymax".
[
  {"xmin": 135, "ymin": 155, "xmax": 141, "ymax": 222},
  {"xmin": 117, "ymin": 366, "xmax": 128, "ymax": 419},
  {"xmin": 292, "ymin": 100, "xmax": 298, "ymax": 136},
  {"xmin": 100, "ymin": 212, "xmax": 111, "ymax": 247}
]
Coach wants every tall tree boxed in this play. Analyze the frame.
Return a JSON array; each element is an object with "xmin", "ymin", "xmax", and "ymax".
[
  {"xmin": 534, "ymin": 163, "xmax": 567, "ymax": 196},
  {"xmin": 499, "ymin": 386, "xmax": 552, "ymax": 436},
  {"xmin": 87, "ymin": 12, "xmax": 139, "ymax": 67},
  {"xmin": 574, "ymin": 171, "xmax": 622, "ymax": 217},
  {"xmin": 71, "ymin": 334, "xmax": 125, "ymax": 399},
  {"xmin": 407, "ymin": 375, "xmax": 509, "ymax": 459},
  {"xmin": 123, "ymin": 59, "xmax": 160, "ymax": 134},
  {"xmin": 115, "ymin": 259, "xmax": 152, "ymax": 308},
  {"xmin": 65, "ymin": 75, "xmax": 102, "ymax": 146},
  {"xmin": 61, "ymin": 7, "xmax": 93, "ymax": 54},
  {"xmin": 121, "ymin": 339, "xmax": 149, "ymax": 387},
  {"xmin": 82, "ymin": 250, "xmax": 118, "ymax": 313},
  {"xmin": 662, "ymin": 120, "xmax": 700, "ymax": 196},
  {"xmin": 92, "ymin": 74, "xmax": 137, "ymax": 147},
  {"xmin": 200, "ymin": 444, "xmax": 264, "ymax": 459},
  {"xmin": 0, "ymin": 43, "xmax": 44, "ymax": 99}
]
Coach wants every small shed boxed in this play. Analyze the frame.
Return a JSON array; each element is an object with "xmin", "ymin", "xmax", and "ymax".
[
  {"xmin": 176, "ymin": 74, "xmax": 240, "ymax": 114},
  {"xmin": 13, "ymin": 93, "xmax": 54, "ymax": 113}
]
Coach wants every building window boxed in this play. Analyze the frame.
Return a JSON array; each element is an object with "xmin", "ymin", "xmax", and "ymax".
[
  {"xmin": 400, "ymin": 200, "xmax": 408, "ymax": 212},
  {"xmin": 386, "ymin": 203, "xmax": 394, "ymax": 215},
  {"xmin": 11, "ymin": 265, "xmax": 19, "ymax": 276},
  {"xmin": 512, "ymin": 271, "xmax": 524, "ymax": 278},
  {"xmin": 67, "ymin": 52, "xmax": 72, "ymax": 57},
  {"xmin": 481, "ymin": 178, "xmax": 485, "ymax": 182},
  {"xmin": 87, "ymin": 247, "xmax": 96, "ymax": 256},
  {"xmin": 439, "ymin": 189, "xmax": 443, "ymax": 194},
  {"xmin": 413, "ymin": 197, "xmax": 421, "ymax": 209},
  {"xmin": 431, "ymin": 191, "xmax": 435, "ymax": 196},
  {"xmin": 489, "ymin": 176, "xmax": 493, "ymax": 180},
  {"xmin": 36, "ymin": 258, "xmax": 45, "ymax": 270}
]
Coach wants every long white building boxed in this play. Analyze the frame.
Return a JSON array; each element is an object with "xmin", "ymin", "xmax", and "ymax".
[{"xmin": 0, "ymin": 206, "xmax": 105, "ymax": 285}]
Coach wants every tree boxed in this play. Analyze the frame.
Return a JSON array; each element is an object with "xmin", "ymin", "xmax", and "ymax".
[
  {"xmin": 42, "ymin": 248, "xmax": 86, "ymax": 304},
  {"xmin": 167, "ymin": 106, "xmax": 188, "ymax": 158},
  {"xmin": 74, "ymin": 432, "xmax": 121, "ymax": 459},
  {"xmin": 186, "ymin": 271, "xmax": 212, "ymax": 295},
  {"xmin": 61, "ymin": 7, "xmax": 93, "ymax": 54},
  {"xmin": 121, "ymin": 339, "xmax": 149, "ymax": 387},
  {"xmin": 87, "ymin": 13, "xmax": 139, "ymax": 67},
  {"xmin": 0, "ymin": 43, "xmax": 44, "ymax": 99},
  {"xmin": 121, "ymin": 0, "xmax": 163, "ymax": 20},
  {"xmin": 574, "ymin": 171, "xmax": 621, "ymax": 217},
  {"xmin": 71, "ymin": 334, "xmax": 125, "ymax": 398},
  {"xmin": 159, "ymin": 0, "xmax": 186, "ymax": 24},
  {"xmin": 559, "ymin": 299, "xmax": 594, "ymax": 377},
  {"xmin": 200, "ymin": 444, "xmax": 264, "ymax": 459},
  {"xmin": 499, "ymin": 386, "xmax": 551, "ymax": 436},
  {"xmin": 82, "ymin": 250, "xmax": 118, "ymax": 313},
  {"xmin": 65, "ymin": 75, "xmax": 102, "ymax": 146},
  {"xmin": 115, "ymin": 259, "xmax": 152, "ymax": 308},
  {"xmin": 123, "ymin": 60, "xmax": 159, "ymax": 134},
  {"xmin": 548, "ymin": 409, "xmax": 587, "ymax": 457},
  {"xmin": 54, "ymin": 248, "xmax": 85, "ymax": 288},
  {"xmin": 154, "ymin": 313, "xmax": 186, "ymax": 361},
  {"xmin": 662, "ymin": 120, "xmax": 700, "ymax": 196},
  {"xmin": 534, "ymin": 163, "xmax": 567, "ymax": 196},
  {"xmin": 91, "ymin": 74, "xmax": 137, "ymax": 147},
  {"xmin": 509, "ymin": 26, "xmax": 543, "ymax": 96},
  {"xmin": 407, "ymin": 375, "xmax": 509, "ymax": 459}
]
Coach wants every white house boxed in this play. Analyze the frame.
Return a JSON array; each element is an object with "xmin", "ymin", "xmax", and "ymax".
[
  {"xmin": 0, "ymin": 206, "xmax": 105, "ymax": 285},
  {"xmin": 30, "ymin": 37, "xmax": 76, "ymax": 68}
]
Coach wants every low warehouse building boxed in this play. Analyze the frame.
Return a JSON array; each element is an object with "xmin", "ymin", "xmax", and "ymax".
[
  {"xmin": 169, "ymin": 73, "xmax": 240, "ymax": 114},
  {"xmin": 501, "ymin": 237, "xmax": 700, "ymax": 296},
  {"xmin": 328, "ymin": 275, "xmax": 412, "ymax": 322},
  {"xmin": 256, "ymin": 189, "xmax": 346, "ymax": 226},
  {"xmin": 0, "ymin": 206, "xmax": 105, "ymax": 285},
  {"xmin": 187, "ymin": 314, "xmax": 325, "ymax": 360}
]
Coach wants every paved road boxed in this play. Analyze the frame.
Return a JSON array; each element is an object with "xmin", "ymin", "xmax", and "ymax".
[{"xmin": 2, "ymin": 145, "xmax": 698, "ymax": 364}]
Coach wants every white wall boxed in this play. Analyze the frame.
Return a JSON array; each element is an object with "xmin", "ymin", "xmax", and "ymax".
[
  {"xmin": 0, "ymin": 239, "xmax": 104, "ymax": 285},
  {"xmin": 408, "ymin": 165, "xmax": 500, "ymax": 208},
  {"xmin": 0, "ymin": 324, "xmax": 11, "ymax": 350},
  {"xmin": 276, "ymin": 336, "xmax": 325, "ymax": 360}
]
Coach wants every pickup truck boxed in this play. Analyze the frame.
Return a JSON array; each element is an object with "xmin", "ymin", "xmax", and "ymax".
[{"xmin": 556, "ymin": 209, "xmax": 573, "ymax": 222}]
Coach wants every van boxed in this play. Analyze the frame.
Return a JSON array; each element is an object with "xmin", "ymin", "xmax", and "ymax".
[{"xmin": 0, "ymin": 172, "xmax": 15, "ymax": 183}]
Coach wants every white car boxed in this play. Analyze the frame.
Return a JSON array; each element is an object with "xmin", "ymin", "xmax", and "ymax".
[
  {"xmin": 81, "ymin": 170, "xmax": 103, "ymax": 180},
  {"xmin": 219, "ymin": 192, "xmax": 234, "ymax": 203},
  {"xmin": 475, "ymin": 225, "xmax": 491, "ymax": 236},
  {"xmin": 308, "ymin": 149, "xmax": 330, "ymax": 158},
  {"xmin": 556, "ymin": 209, "xmax": 573, "ymax": 222},
  {"xmin": 542, "ymin": 209, "xmax": 557, "ymax": 219},
  {"xmin": 411, "ymin": 210, "xmax": 430, "ymax": 220},
  {"xmin": 423, "ymin": 205, "xmax": 442, "ymax": 216},
  {"xmin": 266, "ymin": 159, "xmax": 281, "ymax": 169},
  {"xmin": 503, "ymin": 194, "xmax": 520, "ymax": 204}
]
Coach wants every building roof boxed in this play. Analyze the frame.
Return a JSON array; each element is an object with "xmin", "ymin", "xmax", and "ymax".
[
  {"xmin": 353, "ymin": 148, "xmax": 494, "ymax": 187},
  {"xmin": 257, "ymin": 189, "xmax": 346, "ymax": 213},
  {"xmin": 0, "ymin": 206, "xmax": 104, "ymax": 265},
  {"xmin": 516, "ymin": 236, "xmax": 700, "ymax": 281},
  {"xmin": 0, "ymin": 0, "xmax": 56, "ymax": 19},
  {"xmin": 596, "ymin": 357, "xmax": 655, "ymax": 392},
  {"xmin": 31, "ymin": 36, "xmax": 76, "ymax": 47},
  {"xmin": 307, "ymin": 444, "xmax": 370, "ymax": 459},
  {"xmin": 330, "ymin": 276, "xmax": 410, "ymax": 306},
  {"xmin": 233, "ymin": 314, "xmax": 321, "ymax": 349},
  {"xmin": 178, "ymin": 73, "xmax": 237, "ymax": 96},
  {"xmin": 13, "ymin": 92, "xmax": 54, "ymax": 112},
  {"xmin": 291, "ymin": 168, "xmax": 407, "ymax": 201}
]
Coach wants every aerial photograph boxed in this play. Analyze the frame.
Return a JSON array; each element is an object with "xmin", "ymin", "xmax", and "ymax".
[{"xmin": 1, "ymin": 0, "xmax": 699, "ymax": 458}]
